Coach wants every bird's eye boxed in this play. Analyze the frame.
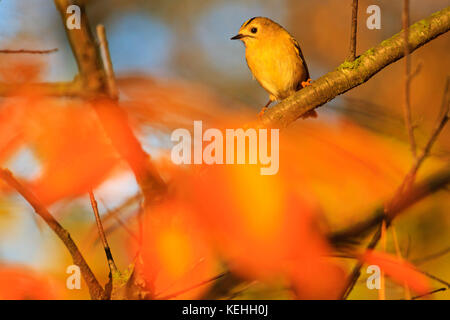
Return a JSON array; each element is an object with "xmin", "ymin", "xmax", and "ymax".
[{"xmin": 251, "ymin": 27, "xmax": 258, "ymax": 34}]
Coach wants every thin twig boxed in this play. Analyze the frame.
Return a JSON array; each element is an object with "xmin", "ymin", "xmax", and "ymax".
[
  {"xmin": 419, "ymin": 271, "xmax": 450, "ymax": 288},
  {"xmin": 96, "ymin": 25, "xmax": 118, "ymax": 99},
  {"xmin": 0, "ymin": 48, "xmax": 58, "ymax": 54},
  {"xmin": 0, "ymin": 169, "xmax": 106, "ymax": 299},
  {"xmin": 341, "ymin": 81, "xmax": 450, "ymax": 298},
  {"xmin": 410, "ymin": 60, "xmax": 423, "ymax": 80},
  {"xmin": 379, "ymin": 221, "xmax": 386, "ymax": 300},
  {"xmin": 399, "ymin": 77, "xmax": 450, "ymax": 193},
  {"xmin": 411, "ymin": 287, "xmax": 447, "ymax": 300},
  {"xmin": 402, "ymin": 0, "xmax": 417, "ymax": 158},
  {"xmin": 99, "ymin": 198, "xmax": 140, "ymax": 244},
  {"xmin": 85, "ymin": 193, "xmax": 141, "ymax": 247},
  {"xmin": 347, "ymin": 0, "xmax": 359, "ymax": 62},
  {"xmin": 392, "ymin": 226, "xmax": 411, "ymax": 299},
  {"xmin": 88, "ymin": 190, "xmax": 118, "ymax": 275},
  {"xmin": 413, "ymin": 247, "xmax": 450, "ymax": 265},
  {"xmin": 330, "ymin": 168, "xmax": 450, "ymax": 245}
]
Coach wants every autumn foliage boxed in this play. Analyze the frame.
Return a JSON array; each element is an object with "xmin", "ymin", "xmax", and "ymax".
[{"xmin": 0, "ymin": 0, "xmax": 449, "ymax": 301}]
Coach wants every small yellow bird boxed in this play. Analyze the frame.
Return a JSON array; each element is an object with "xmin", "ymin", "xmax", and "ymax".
[{"xmin": 231, "ymin": 17, "xmax": 315, "ymax": 117}]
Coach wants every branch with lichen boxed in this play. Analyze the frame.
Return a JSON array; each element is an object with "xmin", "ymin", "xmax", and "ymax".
[{"xmin": 260, "ymin": 6, "xmax": 450, "ymax": 128}]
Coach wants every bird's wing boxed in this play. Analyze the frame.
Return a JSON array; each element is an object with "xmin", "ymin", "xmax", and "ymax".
[{"xmin": 292, "ymin": 38, "xmax": 310, "ymax": 80}]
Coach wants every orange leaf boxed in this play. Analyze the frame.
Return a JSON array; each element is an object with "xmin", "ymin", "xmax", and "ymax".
[
  {"xmin": 0, "ymin": 265, "xmax": 61, "ymax": 299},
  {"xmin": 23, "ymin": 99, "xmax": 120, "ymax": 204},
  {"xmin": 187, "ymin": 163, "xmax": 345, "ymax": 299},
  {"xmin": 136, "ymin": 200, "xmax": 218, "ymax": 299}
]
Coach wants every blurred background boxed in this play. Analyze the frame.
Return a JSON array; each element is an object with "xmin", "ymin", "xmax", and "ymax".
[{"xmin": 0, "ymin": 0, "xmax": 449, "ymax": 299}]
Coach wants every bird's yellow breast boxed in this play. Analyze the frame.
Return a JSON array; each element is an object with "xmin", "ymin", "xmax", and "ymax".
[{"xmin": 245, "ymin": 33, "xmax": 307, "ymax": 101}]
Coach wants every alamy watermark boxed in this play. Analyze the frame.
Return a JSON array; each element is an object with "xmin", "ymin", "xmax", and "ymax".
[
  {"xmin": 171, "ymin": 121, "xmax": 279, "ymax": 175},
  {"xmin": 366, "ymin": 265, "xmax": 381, "ymax": 290},
  {"xmin": 66, "ymin": 265, "xmax": 81, "ymax": 290},
  {"xmin": 367, "ymin": 5, "xmax": 381, "ymax": 30}
]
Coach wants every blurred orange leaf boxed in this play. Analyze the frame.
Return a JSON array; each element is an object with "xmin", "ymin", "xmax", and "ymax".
[
  {"xmin": 0, "ymin": 265, "xmax": 61, "ymax": 299},
  {"xmin": 185, "ymin": 163, "xmax": 345, "ymax": 298},
  {"xmin": 23, "ymin": 99, "xmax": 120, "ymax": 204},
  {"xmin": 137, "ymin": 200, "xmax": 218, "ymax": 299}
]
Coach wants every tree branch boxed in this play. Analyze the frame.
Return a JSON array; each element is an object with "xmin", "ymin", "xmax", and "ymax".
[
  {"xmin": 260, "ymin": 6, "xmax": 450, "ymax": 128},
  {"xmin": 52, "ymin": 0, "xmax": 167, "ymax": 204},
  {"xmin": 339, "ymin": 90, "xmax": 449, "ymax": 298},
  {"xmin": 0, "ymin": 169, "xmax": 106, "ymax": 300},
  {"xmin": 0, "ymin": 48, "xmax": 58, "ymax": 54},
  {"xmin": 411, "ymin": 287, "xmax": 447, "ymax": 300},
  {"xmin": 96, "ymin": 24, "xmax": 118, "ymax": 100},
  {"xmin": 330, "ymin": 167, "xmax": 450, "ymax": 246},
  {"xmin": 412, "ymin": 247, "xmax": 450, "ymax": 265},
  {"xmin": 54, "ymin": 0, "xmax": 104, "ymax": 92}
]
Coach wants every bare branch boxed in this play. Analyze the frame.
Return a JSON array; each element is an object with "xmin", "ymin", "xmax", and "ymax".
[
  {"xmin": 419, "ymin": 270, "xmax": 450, "ymax": 288},
  {"xmin": 0, "ymin": 48, "xmax": 58, "ymax": 54},
  {"xmin": 96, "ymin": 25, "xmax": 118, "ymax": 100},
  {"xmin": 54, "ymin": 0, "xmax": 104, "ymax": 92},
  {"xmin": 84, "ymin": 194, "xmax": 141, "ymax": 248},
  {"xmin": 88, "ymin": 190, "xmax": 118, "ymax": 275},
  {"xmin": 347, "ymin": 0, "xmax": 359, "ymax": 62},
  {"xmin": 411, "ymin": 287, "xmax": 447, "ymax": 300},
  {"xmin": 413, "ymin": 247, "xmax": 450, "ymax": 265},
  {"xmin": 397, "ymin": 77, "xmax": 449, "ymax": 194},
  {"xmin": 330, "ymin": 167, "xmax": 450, "ymax": 245},
  {"xmin": 52, "ymin": 0, "xmax": 167, "ymax": 204},
  {"xmin": 0, "ymin": 169, "xmax": 106, "ymax": 300}
]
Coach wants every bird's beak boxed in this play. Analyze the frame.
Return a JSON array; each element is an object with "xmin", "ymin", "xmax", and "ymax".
[{"xmin": 230, "ymin": 34, "xmax": 245, "ymax": 40}]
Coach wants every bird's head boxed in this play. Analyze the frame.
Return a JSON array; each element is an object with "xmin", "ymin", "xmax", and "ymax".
[{"xmin": 231, "ymin": 17, "xmax": 281, "ymax": 45}]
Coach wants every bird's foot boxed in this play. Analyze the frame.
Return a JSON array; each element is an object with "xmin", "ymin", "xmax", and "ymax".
[
  {"xmin": 301, "ymin": 78, "xmax": 313, "ymax": 88},
  {"xmin": 300, "ymin": 109, "xmax": 318, "ymax": 119}
]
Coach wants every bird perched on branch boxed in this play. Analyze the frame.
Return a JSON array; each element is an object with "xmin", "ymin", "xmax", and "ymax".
[{"xmin": 231, "ymin": 17, "xmax": 315, "ymax": 118}]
